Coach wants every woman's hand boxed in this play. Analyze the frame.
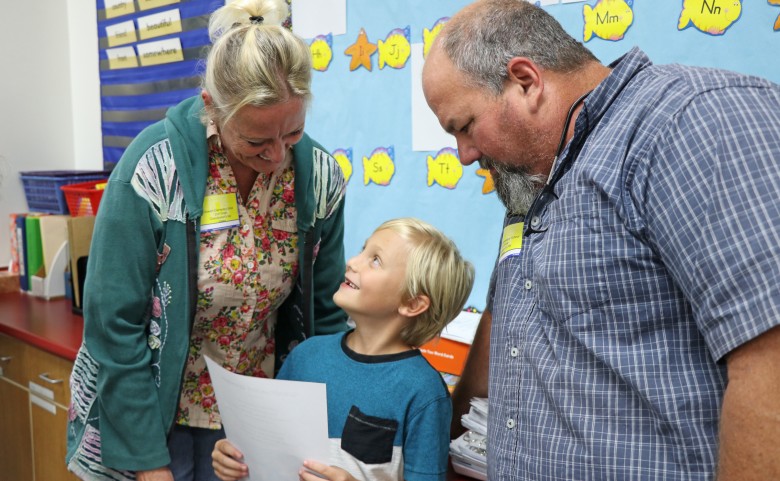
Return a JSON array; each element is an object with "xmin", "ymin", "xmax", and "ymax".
[
  {"xmin": 299, "ymin": 460, "xmax": 359, "ymax": 481},
  {"xmin": 212, "ymin": 438, "xmax": 249, "ymax": 481},
  {"xmin": 136, "ymin": 467, "xmax": 174, "ymax": 481}
]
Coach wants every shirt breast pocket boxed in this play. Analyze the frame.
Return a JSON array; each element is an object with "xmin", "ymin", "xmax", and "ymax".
[
  {"xmin": 533, "ymin": 191, "xmax": 609, "ymax": 322},
  {"xmin": 340, "ymin": 405, "xmax": 398, "ymax": 465}
]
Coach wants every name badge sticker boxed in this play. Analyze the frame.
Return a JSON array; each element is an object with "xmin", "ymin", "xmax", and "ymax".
[
  {"xmin": 201, "ymin": 193, "xmax": 240, "ymax": 232},
  {"xmin": 499, "ymin": 221, "xmax": 523, "ymax": 263}
]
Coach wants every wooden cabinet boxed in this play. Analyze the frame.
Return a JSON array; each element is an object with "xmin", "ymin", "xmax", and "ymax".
[
  {"xmin": 0, "ymin": 333, "xmax": 78, "ymax": 481},
  {"xmin": 0, "ymin": 333, "xmax": 33, "ymax": 480},
  {"xmin": 32, "ymin": 401, "xmax": 73, "ymax": 481},
  {"xmin": 0, "ymin": 374, "xmax": 34, "ymax": 480}
]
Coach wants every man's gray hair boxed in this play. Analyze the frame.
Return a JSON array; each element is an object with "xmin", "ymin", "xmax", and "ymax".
[{"xmin": 439, "ymin": 0, "xmax": 598, "ymax": 95}]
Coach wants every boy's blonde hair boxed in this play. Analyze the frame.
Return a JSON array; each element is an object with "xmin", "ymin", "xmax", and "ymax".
[{"xmin": 375, "ymin": 218, "xmax": 475, "ymax": 347}]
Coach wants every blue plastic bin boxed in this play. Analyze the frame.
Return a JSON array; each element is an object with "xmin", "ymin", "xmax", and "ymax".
[{"xmin": 20, "ymin": 170, "xmax": 111, "ymax": 214}]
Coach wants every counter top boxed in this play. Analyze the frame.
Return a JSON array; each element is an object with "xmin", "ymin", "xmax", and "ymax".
[{"xmin": 0, "ymin": 292, "xmax": 82, "ymax": 360}]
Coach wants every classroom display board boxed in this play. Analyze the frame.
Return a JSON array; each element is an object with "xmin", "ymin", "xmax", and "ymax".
[
  {"xmin": 96, "ymin": 0, "xmax": 226, "ymax": 168},
  {"xmin": 299, "ymin": 0, "xmax": 780, "ymax": 310},
  {"xmin": 95, "ymin": 0, "xmax": 780, "ymax": 310}
]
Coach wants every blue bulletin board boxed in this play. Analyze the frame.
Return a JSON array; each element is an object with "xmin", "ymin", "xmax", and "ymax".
[
  {"xmin": 300, "ymin": 0, "xmax": 780, "ymax": 310},
  {"xmin": 96, "ymin": 0, "xmax": 226, "ymax": 168}
]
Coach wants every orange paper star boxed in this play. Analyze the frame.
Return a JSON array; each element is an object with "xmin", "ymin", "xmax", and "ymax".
[
  {"xmin": 344, "ymin": 28, "xmax": 377, "ymax": 71},
  {"xmin": 476, "ymin": 168, "xmax": 495, "ymax": 194}
]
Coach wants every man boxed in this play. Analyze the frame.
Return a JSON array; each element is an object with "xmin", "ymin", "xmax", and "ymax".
[{"xmin": 422, "ymin": 1, "xmax": 780, "ymax": 480}]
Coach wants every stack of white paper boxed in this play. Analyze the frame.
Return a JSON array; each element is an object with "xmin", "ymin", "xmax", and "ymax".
[
  {"xmin": 450, "ymin": 397, "xmax": 488, "ymax": 480},
  {"xmin": 440, "ymin": 311, "xmax": 481, "ymax": 344}
]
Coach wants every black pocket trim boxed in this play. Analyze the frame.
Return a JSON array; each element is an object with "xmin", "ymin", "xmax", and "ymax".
[{"xmin": 341, "ymin": 405, "xmax": 398, "ymax": 465}]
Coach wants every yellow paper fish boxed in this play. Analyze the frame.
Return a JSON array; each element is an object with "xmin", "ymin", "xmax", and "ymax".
[
  {"xmin": 378, "ymin": 26, "xmax": 411, "ymax": 69},
  {"xmin": 770, "ymin": 0, "xmax": 780, "ymax": 31},
  {"xmin": 423, "ymin": 17, "xmax": 449, "ymax": 59},
  {"xmin": 678, "ymin": 0, "xmax": 741, "ymax": 35},
  {"xmin": 583, "ymin": 0, "xmax": 634, "ymax": 42},
  {"xmin": 363, "ymin": 147, "xmax": 395, "ymax": 186},
  {"xmin": 476, "ymin": 168, "xmax": 495, "ymax": 194},
  {"xmin": 310, "ymin": 34, "xmax": 333, "ymax": 72},
  {"xmin": 332, "ymin": 148, "xmax": 353, "ymax": 183},
  {"xmin": 427, "ymin": 147, "xmax": 463, "ymax": 189}
]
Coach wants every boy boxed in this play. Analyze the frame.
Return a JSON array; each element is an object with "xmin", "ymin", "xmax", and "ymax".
[{"xmin": 212, "ymin": 217, "xmax": 475, "ymax": 481}]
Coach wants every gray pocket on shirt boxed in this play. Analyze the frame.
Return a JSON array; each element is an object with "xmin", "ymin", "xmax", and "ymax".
[{"xmin": 533, "ymin": 191, "xmax": 609, "ymax": 322}]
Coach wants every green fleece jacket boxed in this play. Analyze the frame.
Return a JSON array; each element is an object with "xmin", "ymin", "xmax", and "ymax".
[{"xmin": 66, "ymin": 96, "xmax": 348, "ymax": 480}]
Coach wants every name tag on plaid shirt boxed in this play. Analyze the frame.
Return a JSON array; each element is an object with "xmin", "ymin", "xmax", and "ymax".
[{"xmin": 499, "ymin": 221, "xmax": 523, "ymax": 262}]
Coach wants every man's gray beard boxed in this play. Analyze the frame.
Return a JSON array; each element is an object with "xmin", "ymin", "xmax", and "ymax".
[{"xmin": 487, "ymin": 158, "xmax": 546, "ymax": 216}]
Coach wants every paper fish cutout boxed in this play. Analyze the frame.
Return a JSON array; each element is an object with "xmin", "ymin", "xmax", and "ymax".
[
  {"xmin": 476, "ymin": 168, "xmax": 495, "ymax": 194},
  {"xmin": 426, "ymin": 148, "xmax": 463, "ymax": 189},
  {"xmin": 583, "ymin": 0, "xmax": 634, "ymax": 42},
  {"xmin": 423, "ymin": 17, "xmax": 449, "ymax": 59},
  {"xmin": 770, "ymin": 0, "xmax": 780, "ymax": 31},
  {"xmin": 677, "ymin": 0, "xmax": 741, "ymax": 35},
  {"xmin": 378, "ymin": 26, "xmax": 411, "ymax": 69},
  {"xmin": 332, "ymin": 148, "xmax": 353, "ymax": 183},
  {"xmin": 344, "ymin": 28, "xmax": 377, "ymax": 71},
  {"xmin": 310, "ymin": 34, "xmax": 333, "ymax": 72},
  {"xmin": 363, "ymin": 147, "xmax": 395, "ymax": 186}
]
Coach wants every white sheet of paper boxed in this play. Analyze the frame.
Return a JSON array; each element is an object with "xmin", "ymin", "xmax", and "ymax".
[
  {"xmin": 204, "ymin": 356, "xmax": 330, "ymax": 480},
  {"xmin": 291, "ymin": 0, "xmax": 346, "ymax": 39},
  {"xmin": 441, "ymin": 310, "xmax": 482, "ymax": 344},
  {"xmin": 410, "ymin": 43, "xmax": 457, "ymax": 152}
]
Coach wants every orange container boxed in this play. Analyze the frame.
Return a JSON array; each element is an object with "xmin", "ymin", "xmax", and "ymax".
[
  {"xmin": 60, "ymin": 180, "xmax": 108, "ymax": 217},
  {"xmin": 419, "ymin": 337, "xmax": 472, "ymax": 376}
]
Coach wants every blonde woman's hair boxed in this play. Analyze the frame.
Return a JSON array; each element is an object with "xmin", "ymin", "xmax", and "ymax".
[
  {"xmin": 202, "ymin": 0, "xmax": 312, "ymax": 126},
  {"xmin": 375, "ymin": 218, "xmax": 475, "ymax": 347}
]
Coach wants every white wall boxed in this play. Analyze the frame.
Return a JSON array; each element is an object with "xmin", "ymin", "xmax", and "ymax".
[{"xmin": 0, "ymin": 0, "xmax": 102, "ymax": 267}]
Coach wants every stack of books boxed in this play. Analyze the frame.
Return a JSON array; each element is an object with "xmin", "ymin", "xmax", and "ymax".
[{"xmin": 450, "ymin": 397, "xmax": 488, "ymax": 480}]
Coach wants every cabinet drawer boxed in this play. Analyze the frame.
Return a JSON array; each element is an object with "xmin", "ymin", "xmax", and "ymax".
[
  {"xmin": 0, "ymin": 333, "xmax": 28, "ymax": 384},
  {"xmin": 27, "ymin": 345, "xmax": 73, "ymax": 407}
]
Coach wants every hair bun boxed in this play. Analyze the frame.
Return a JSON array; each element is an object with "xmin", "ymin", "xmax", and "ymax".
[
  {"xmin": 209, "ymin": 0, "xmax": 289, "ymax": 41},
  {"xmin": 249, "ymin": 0, "xmax": 288, "ymax": 27}
]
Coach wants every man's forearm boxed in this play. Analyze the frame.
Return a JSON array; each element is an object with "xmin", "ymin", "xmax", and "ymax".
[
  {"xmin": 716, "ymin": 326, "xmax": 780, "ymax": 480},
  {"xmin": 450, "ymin": 310, "xmax": 491, "ymax": 439}
]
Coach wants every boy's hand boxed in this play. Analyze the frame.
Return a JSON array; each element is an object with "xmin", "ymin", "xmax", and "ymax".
[
  {"xmin": 211, "ymin": 438, "xmax": 249, "ymax": 481},
  {"xmin": 299, "ymin": 460, "xmax": 359, "ymax": 481}
]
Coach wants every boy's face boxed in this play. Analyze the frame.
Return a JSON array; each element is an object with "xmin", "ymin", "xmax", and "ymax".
[{"xmin": 334, "ymin": 229, "xmax": 411, "ymax": 321}]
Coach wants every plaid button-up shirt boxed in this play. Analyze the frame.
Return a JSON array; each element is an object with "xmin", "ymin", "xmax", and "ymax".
[{"xmin": 487, "ymin": 47, "xmax": 780, "ymax": 481}]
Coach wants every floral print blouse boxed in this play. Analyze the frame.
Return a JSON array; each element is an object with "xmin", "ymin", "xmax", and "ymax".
[{"xmin": 176, "ymin": 132, "xmax": 299, "ymax": 429}]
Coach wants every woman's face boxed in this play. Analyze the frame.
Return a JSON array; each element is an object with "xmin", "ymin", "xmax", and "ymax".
[{"xmin": 208, "ymin": 94, "xmax": 307, "ymax": 176}]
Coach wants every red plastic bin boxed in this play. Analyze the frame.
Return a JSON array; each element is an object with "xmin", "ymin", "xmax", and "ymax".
[
  {"xmin": 61, "ymin": 180, "xmax": 109, "ymax": 217},
  {"xmin": 20, "ymin": 170, "xmax": 110, "ymax": 214}
]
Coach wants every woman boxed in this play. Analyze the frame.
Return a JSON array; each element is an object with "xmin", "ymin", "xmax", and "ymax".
[{"xmin": 66, "ymin": 0, "xmax": 348, "ymax": 480}]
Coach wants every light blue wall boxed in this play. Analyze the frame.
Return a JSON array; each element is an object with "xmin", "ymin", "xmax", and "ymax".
[{"xmin": 303, "ymin": 0, "xmax": 780, "ymax": 310}]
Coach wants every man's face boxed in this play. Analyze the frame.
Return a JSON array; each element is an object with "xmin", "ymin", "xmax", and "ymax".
[{"xmin": 422, "ymin": 49, "xmax": 551, "ymax": 214}]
